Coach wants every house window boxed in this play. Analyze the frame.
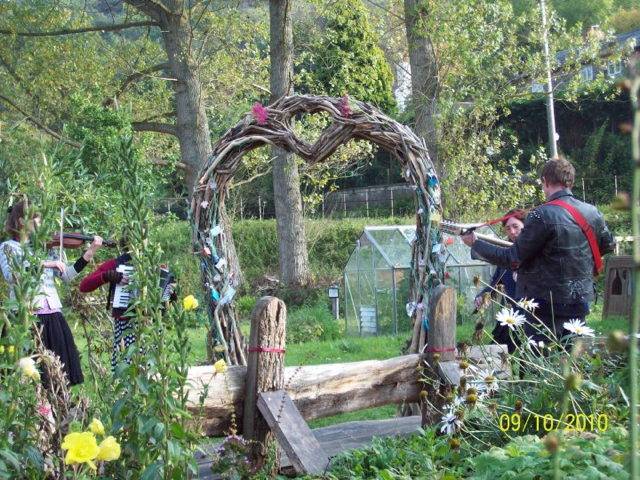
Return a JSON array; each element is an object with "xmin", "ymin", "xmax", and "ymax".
[
  {"xmin": 607, "ymin": 61, "xmax": 622, "ymax": 78},
  {"xmin": 531, "ymin": 82, "xmax": 544, "ymax": 93},
  {"xmin": 580, "ymin": 65, "xmax": 594, "ymax": 82}
]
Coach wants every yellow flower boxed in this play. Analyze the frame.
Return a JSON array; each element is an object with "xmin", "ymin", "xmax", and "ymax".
[
  {"xmin": 18, "ymin": 357, "xmax": 40, "ymax": 381},
  {"xmin": 89, "ymin": 418, "xmax": 105, "ymax": 436},
  {"xmin": 214, "ymin": 359, "xmax": 227, "ymax": 374},
  {"xmin": 0, "ymin": 345, "xmax": 4, "ymax": 354},
  {"xmin": 62, "ymin": 431, "xmax": 99, "ymax": 468},
  {"xmin": 182, "ymin": 295, "xmax": 199, "ymax": 311},
  {"xmin": 96, "ymin": 436, "xmax": 121, "ymax": 461},
  {"xmin": 7, "ymin": 345, "xmax": 15, "ymax": 354}
]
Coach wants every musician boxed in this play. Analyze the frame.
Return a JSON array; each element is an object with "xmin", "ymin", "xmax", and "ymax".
[
  {"xmin": 0, "ymin": 200, "xmax": 103, "ymax": 386},
  {"xmin": 79, "ymin": 243, "xmax": 176, "ymax": 371},
  {"xmin": 462, "ymin": 157, "xmax": 615, "ymax": 344},
  {"xmin": 78, "ymin": 248, "xmax": 134, "ymax": 371},
  {"xmin": 473, "ymin": 208, "xmax": 526, "ymax": 352}
]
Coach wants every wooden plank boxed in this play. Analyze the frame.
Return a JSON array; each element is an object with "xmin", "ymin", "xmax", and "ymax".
[
  {"xmin": 437, "ymin": 360, "xmax": 461, "ymax": 385},
  {"xmin": 257, "ymin": 390, "xmax": 329, "ymax": 475}
]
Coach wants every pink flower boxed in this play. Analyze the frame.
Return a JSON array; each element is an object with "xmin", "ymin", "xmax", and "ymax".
[
  {"xmin": 251, "ymin": 103, "xmax": 268, "ymax": 125},
  {"xmin": 339, "ymin": 95, "xmax": 351, "ymax": 117},
  {"xmin": 37, "ymin": 404, "xmax": 51, "ymax": 417}
]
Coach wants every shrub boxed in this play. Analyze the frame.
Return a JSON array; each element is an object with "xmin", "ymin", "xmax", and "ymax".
[{"xmin": 286, "ymin": 299, "xmax": 343, "ymax": 344}]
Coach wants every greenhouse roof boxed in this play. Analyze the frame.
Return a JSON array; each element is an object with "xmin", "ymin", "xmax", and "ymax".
[{"xmin": 345, "ymin": 225, "xmax": 497, "ymax": 271}]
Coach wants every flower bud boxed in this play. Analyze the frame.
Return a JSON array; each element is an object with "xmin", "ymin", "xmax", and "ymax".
[
  {"xmin": 449, "ymin": 438, "xmax": 461, "ymax": 449},
  {"xmin": 606, "ymin": 330, "xmax": 628, "ymax": 353},
  {"xmin": 544, "ymin": 434, "xmax": 559, "ymax": 454},
  {"xmin": 564, "ymin": 372, "xmax": 582, "ymax": 391}
]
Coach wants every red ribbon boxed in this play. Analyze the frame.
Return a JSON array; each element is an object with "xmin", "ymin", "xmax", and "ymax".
[
  {"xmin": 248, "ymin": 346, "xmax": 286, "ymax": 354},
  {"xmin": 426, "ymin": 346, "xmax": 456, "ymax": 353}
]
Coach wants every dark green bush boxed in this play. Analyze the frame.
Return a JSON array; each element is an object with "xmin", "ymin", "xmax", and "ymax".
[{"xmin": 286, "ymin": 299, "xmax": 343, "ymax": 344}]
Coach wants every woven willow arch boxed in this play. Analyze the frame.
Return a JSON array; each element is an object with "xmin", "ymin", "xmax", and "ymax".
[{"xmin": 191, "ymin": 95, "xmax": 445, "ymax": 365}]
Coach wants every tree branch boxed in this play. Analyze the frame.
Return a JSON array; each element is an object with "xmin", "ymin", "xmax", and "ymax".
[
  {"xmin": 150, "ymin": 158, "xmax": 186, "ymax": 169},
  {"xmin": 0, "ymin": 21, "xmax": 159, "ymax": 37},
  {"xmin": 136, "ymin": 110, "xmax": 176, "ymax": 123},
  {"xmin": 0, "ymin": 94, "xmax": 81, "ymax": 148},
  {"xmin": 103, "ymin": 63, "xmax": 169, "ymax": 107},
  {"xmin": 132, "ymin": 121, "xmax": 177, "ymax": 136},
  {"xmin": 229, "ymin": 165, "xmax": 274, "ymax": 190},
  {"xmin": 124, "ymin": 0, "xmax": 173, "ymax": 22}
]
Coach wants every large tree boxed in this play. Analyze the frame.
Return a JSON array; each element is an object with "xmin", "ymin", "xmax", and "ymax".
[
  {"xmin": 269, "ymin": 0, "xmax": 311, "ymax": 287},
  {"xmin": 404, "ymin": 0, "xmax": 440, "ymax": 173}
]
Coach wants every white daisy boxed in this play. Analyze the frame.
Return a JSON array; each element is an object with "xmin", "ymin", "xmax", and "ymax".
[
  {"xmin": 517, "ymin": 298, "xmax": 539, "ymax": 312},
  {"xmin": 563, "ymin": 319, "xmax": 595, "ymax": 337},
  {"xmin": 475, "ymin": 369, "xmax": 499, "ymax": 393},
  {"xmin": 527, "ymin": 337, "xmax": 545, "ymax": 350},
  {"xmin": 496, "ymin": 308, "xmax": 526, "ymax": 330},
  {"xmin": 440, "ymin": 411, "xmax": 463, "ymax": 436}
]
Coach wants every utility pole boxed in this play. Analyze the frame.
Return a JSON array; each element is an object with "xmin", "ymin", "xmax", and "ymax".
[{"xmin": 540, "ymin": 0, "xmax": 558, "ymax": 158}]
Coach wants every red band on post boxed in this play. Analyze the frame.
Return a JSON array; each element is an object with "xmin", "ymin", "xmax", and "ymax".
[
  {"xmin": 248, "ymin": 346, "xmax": 286, "ymax": 354},
  {"xmin": 426, "ymin": 346, "xmax": 456, "ymax": 353}
]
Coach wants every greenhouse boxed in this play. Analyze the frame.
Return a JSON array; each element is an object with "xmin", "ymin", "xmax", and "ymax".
[{"xmin": 343, "ymin": 225, "xmax": 497, "ymax": 336}]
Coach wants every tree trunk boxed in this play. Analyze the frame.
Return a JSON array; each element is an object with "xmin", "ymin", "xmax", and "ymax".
[
  {"xmin": 269, "ymin": 0, "xmax": 310, "ymax": 286},
  {"xmin": 161, "ymin": 13, "xmax": 213, "ymax": 193},
  {"xmin": 404, "ymin": 0, "xmax": 440, "ymax": 174}
]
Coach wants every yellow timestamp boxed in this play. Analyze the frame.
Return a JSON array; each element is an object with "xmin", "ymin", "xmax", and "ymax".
[{"xmin": 498, "ymin": 413, "xmax": 608, "ymax": 433}]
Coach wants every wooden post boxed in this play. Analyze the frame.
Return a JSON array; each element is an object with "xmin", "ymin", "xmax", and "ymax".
[
  {"xmin": 365, "ymin": 190, "xmax": 369, "ymax": 218},
  {"xmin": 243, "ymin": 296, "xmax": 287, "ymax": 470},
  {"xmin": 390, "ymin": 188, "xmax": 394, "ymax": 217},
  {"xmin": 615, "ymin": 175, "xmax": 618, "ymax": 197},
  {"xmin": 422, "ymin": 285, "xmax": 457, "ymax": 426},
  {"xmin": 343, "ymin": 193, "xmax": 347, "ymax": 217}
]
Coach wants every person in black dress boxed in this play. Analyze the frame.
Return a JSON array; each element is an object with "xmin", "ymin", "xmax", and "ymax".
[{"xmin": 0, "ymin": 200, "xmax": 103, "ymax": 387}]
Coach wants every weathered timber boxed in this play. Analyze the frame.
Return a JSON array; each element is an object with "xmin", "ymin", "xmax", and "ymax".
[
  {"xmin": 244, "ymin": 297, "xmax": 286, "ymax": 469},
  {"xmin": 187, "ymin": 345, "xmax": 511, "ymax": 436},
  {"xmin": 258, "ymin": 391, "xmax": 329, "ymax": 475},
  {"xmin": 195, "ymin": 416, "xmax": 423, "ymax": 479},
  {"xmin": 187, "ymin": 354, "xmax": 422, "ymax": 436},
  {"xmin": 426, "ymin": 285, "xmax": 457, "ymax": 362},
  {"xmin": 422, "ymin": 285, "xmax": 457, "ymax": 425}
]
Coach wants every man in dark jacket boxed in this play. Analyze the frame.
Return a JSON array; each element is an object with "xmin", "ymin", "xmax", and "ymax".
[{"xmin": 462, "ymin": 157, "xmax": 615, "ymax": 343}]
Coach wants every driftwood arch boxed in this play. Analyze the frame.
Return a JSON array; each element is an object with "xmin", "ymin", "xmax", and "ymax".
[{"xmin": 191, "ymin": 94, "xmax": 445, "ymax": 365}]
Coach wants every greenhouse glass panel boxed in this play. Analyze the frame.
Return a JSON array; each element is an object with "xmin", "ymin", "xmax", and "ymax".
[{"xmin": 343, "ymin": 225, "xmax": 501, "ymax": 336}]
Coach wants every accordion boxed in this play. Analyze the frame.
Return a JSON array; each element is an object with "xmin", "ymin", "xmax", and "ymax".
[{"xmin": 112, "ymin": 265, "xmax": 175, "ymax": 309}]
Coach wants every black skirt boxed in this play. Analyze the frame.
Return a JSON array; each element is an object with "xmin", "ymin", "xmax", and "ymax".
[{"xmin": 36, "ymin": 312, "xmax": 84, "ymax": 386}]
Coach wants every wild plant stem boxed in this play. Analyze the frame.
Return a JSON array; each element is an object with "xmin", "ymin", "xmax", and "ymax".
[{"xmin": 629, "ymin": 71, "xmax": 640, "ymax": 480}]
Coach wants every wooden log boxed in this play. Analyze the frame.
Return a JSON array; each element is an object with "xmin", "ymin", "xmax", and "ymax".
[
  {"xmin": 187, "ymin": 354, "xmax": 422, "ymax": 436},
  {"xmin": 243, "ymin": 296, "xmax": 286, "ymax": 469}
]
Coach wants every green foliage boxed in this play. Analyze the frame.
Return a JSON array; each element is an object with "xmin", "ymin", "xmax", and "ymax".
[
  {"xmin": 466, "ymin": 428, "xmax": 629, "ymax": 479},
  {"xmin": 326, "ymin": 428, "xmax": 459, "ymax": 479},
  {"xmin": 231, "ymin": 217, "xmax": 412, "ymax": 286},
  {"xmin": 551, "ymin": 0, "xmax": 614, "ymax": 30},
  {"xmin": 610, "ymin": 8, "xmax": 640, "ymax": 33},
  {"xmin": 105, "ymin": 138, "xmax": 198, "ymax": 479},
  {"xmin": 296, "ymin": 0, "xmax": 396, "ymax": 113},
  {"xmin": 286, "ymin": 298, "xmax": 343, "ymax": 344}
]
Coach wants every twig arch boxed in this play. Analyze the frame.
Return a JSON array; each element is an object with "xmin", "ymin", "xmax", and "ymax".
[{"xmin": 191, "ymin": 94, "xmax": 445, "ymax": 365}]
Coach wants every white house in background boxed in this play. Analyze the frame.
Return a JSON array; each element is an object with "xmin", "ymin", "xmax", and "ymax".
[
  {"xmin": 394, "ymin": 61, "xmax": 412, "ymax": 112},
  {"xmin": 530, "ymin": 27, "xmax": 640, "ymax": 93}
]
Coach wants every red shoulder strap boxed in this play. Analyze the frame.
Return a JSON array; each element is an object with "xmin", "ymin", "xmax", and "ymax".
[{"xmin": 546, "ymin": 199, "xmax": 603, "ymax": 275}]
